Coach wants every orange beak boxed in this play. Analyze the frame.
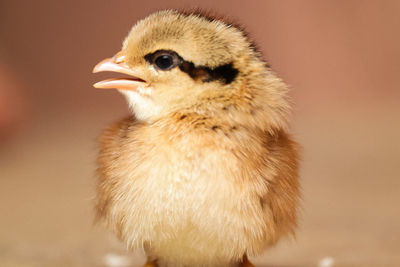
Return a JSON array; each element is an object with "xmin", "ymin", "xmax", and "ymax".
[{"xmin": 92, "ymin": 52, "xmax": 148, "ymax": 91}]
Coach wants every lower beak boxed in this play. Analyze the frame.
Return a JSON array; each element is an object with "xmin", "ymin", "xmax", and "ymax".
[{"xmin": 92, "ymin": 53, "xmax": 148, "ymax": 91}]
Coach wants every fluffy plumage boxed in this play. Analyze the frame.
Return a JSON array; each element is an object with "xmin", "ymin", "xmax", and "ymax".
[{"xmin": 94, "ymin": 10, "xmax": 300, "ymax": 267}]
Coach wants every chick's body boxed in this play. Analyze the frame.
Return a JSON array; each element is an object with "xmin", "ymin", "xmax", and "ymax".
[{"xmin": 95, "ymin": 11, "xmax": 299, "ymax": 267}]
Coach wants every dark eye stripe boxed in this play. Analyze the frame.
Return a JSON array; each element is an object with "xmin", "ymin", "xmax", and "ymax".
[{"xmin": 144, "ymin": 49, "xmax": 238, "ymax": 84}]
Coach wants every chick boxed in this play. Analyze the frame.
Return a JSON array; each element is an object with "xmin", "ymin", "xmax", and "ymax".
[{"xmin": 93, "ymin": 10, "xmax": 299, "ymax": 267}]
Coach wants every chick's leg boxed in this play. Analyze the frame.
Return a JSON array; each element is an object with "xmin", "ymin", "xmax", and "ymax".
[
  {"xmin": 240, "ymin": 254, "xmax": 255, "ymax": 267},
  {"xmin": 142, "ymin": 258, "xmax": 158, "ymax": 267}
]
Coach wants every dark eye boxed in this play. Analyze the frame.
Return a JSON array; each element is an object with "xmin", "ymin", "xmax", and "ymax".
[
  {"xmin": 144, "ymin": 50, "xmax": 182, "ymax": 71},
  {"xmin": 154, "ymin": 54, "xmax": 174, "ymax": 70}
]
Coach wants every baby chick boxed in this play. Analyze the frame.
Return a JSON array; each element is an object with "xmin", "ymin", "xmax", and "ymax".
[{"xmin": 93, "ymin": 10, "xmax": 299, "ymax": 267}]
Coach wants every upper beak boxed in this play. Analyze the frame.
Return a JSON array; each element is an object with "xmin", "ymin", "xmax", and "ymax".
[{"xmin": 92, "ymin": 52, "xmax": 148, "ymax": 91}]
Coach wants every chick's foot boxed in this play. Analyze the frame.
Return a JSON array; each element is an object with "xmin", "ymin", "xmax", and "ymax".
[
  {"xmin": 240, "ymin": 255, "xmax": 256, "ymax": 267},
  {"xmin": 143, "ymin": 259, "xmax": 158, "ymax": 267}
]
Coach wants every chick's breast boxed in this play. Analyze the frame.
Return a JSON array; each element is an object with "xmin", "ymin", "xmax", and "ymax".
[{"xmin": 96, "ymin": 115, "xmax": 299, "ymax": 266}]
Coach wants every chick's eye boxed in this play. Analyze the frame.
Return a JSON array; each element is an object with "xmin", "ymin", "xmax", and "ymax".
[
  {"xmin": 155, "ymin": 54, "xmax": 174, "ymax": 70},
  {"xmin": 144, "ymin": 50, "xmax": 182, "ymax": 71}
]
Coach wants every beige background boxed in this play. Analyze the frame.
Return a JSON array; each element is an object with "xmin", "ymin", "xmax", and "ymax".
[{"xmin": 1, "ymin": 0, "xmax": 399, "ymax": 266}]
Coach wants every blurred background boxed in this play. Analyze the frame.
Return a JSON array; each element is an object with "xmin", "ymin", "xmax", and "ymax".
[{"xmin": 1, "ymin": 0, "xmax": 399, "ymax": 266}]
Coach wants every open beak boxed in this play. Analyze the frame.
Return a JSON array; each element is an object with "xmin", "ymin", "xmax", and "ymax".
[{"xmin": 92, "ymin": 52, "xmax": 148, "ymax": 91}]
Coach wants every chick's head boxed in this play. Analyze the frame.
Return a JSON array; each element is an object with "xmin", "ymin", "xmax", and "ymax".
[{"xmin": 94, "ymin": 10, "xmax": 289, "ymax": 129}]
